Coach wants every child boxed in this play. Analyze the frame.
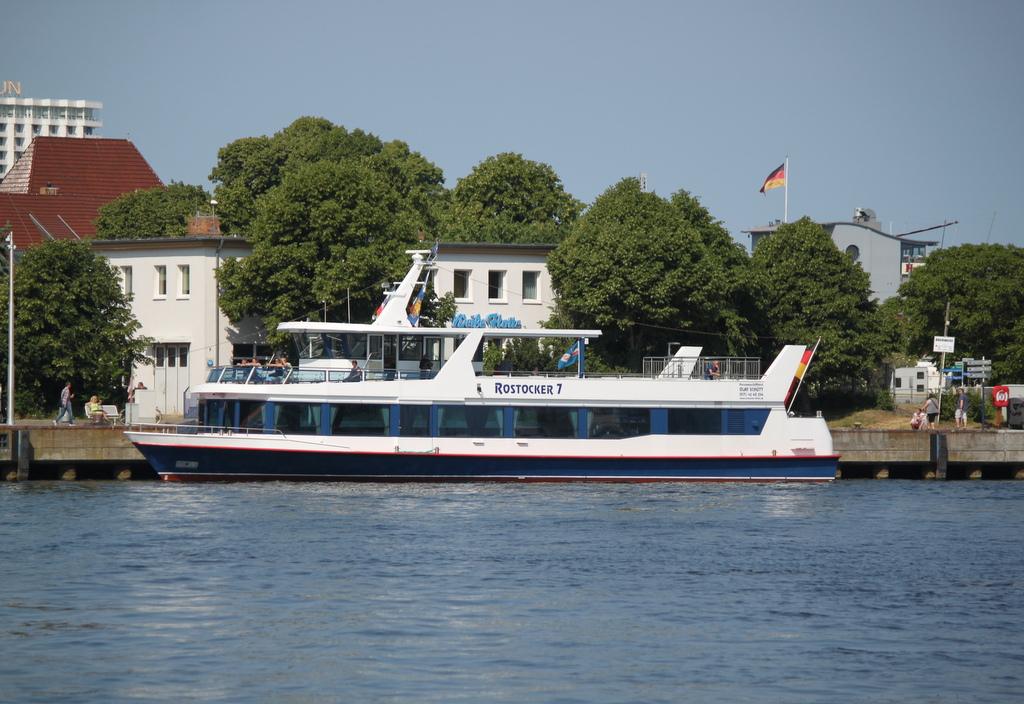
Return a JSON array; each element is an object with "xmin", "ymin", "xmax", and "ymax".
[{"xmin": 910, "ymin": 411, "xmax": 923, "ymax": 430}]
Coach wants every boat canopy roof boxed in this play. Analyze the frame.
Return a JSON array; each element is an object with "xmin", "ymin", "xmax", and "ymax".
[{"xmin": 277, "ymin": 321, "xmax": 602, "ymax": 339}]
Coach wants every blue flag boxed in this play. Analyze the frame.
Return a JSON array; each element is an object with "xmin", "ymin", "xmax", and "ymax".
[
  {"xmin": 558, "ymin": 340, "xmax": 580, "ymax": 369},
  {"xmin": 407, "ymin": 286, "xmax": 425, "ymax": 327}
]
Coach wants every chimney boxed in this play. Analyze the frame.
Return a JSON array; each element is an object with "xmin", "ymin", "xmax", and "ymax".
[
  {"xmin": 39, "ymin": 182, "xmax": 58, "ymax": 195},
  {"xmin": 187, "ymin": 214, "xmax": 221, "ymax": 236}
]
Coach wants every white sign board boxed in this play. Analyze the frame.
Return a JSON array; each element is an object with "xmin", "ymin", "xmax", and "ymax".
[{"xmin": 933, "ymin": 336, "xmax": 955, "ymax": 353}]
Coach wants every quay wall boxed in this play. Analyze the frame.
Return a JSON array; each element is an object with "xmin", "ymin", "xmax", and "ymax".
[{"xmin": 1, "ymin": 426, "xmax": 1023, "ymax": 481}]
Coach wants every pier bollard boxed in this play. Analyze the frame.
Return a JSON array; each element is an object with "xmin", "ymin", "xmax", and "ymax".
[
  {"xmin": 17, "ymin": 430, "xmax": 31, "ymax": 481},
  {"xmin": 930, "ymin": 433, "xmax": 948, "ymax": 480}
]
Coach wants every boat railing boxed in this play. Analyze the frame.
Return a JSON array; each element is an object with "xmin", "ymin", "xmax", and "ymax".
[
  {"xmin": 203, "ymin": 356, "xmax": 762, "ymax": 385},
  {"xmin": 643, "ymin": 356, "xmax": 761, "ymax": 380},
  {"xmin": 129, "ymin": 421, "xmax": 286, "ymax": 437}
]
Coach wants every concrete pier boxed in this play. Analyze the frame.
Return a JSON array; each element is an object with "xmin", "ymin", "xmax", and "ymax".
[
  {"xmin": 0, "ymin": 424, "xmax": 156, "ymax": 481},
  {"xmin": 832, "ymin": 429, "xmax": 1024, "ymax": 480}
]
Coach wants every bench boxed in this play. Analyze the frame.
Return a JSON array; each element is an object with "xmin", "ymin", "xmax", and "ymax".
[{"xmin": 100, "ymin": 404, "xmax": 123, "ymax": 425}]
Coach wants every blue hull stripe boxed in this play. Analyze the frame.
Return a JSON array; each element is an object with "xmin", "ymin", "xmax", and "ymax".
[{"xmin": 136, "ymin": 443, "xmax": 838, "ymax": 482}]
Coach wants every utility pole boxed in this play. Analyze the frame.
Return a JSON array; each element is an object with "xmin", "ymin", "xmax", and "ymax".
[
  {"xmin": 6, "ymin": 232, "xmax": 14, "ymax": 425},
  {"xmin": 937, "ymin": 300, "xmax": 951, "ymax": 414}
]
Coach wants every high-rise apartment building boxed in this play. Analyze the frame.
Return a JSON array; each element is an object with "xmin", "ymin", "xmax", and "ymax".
[{"xmin": 0, "ymin": 80, "xmax": 102, "ymax": 179}]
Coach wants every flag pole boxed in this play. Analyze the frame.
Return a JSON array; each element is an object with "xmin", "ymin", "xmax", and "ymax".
[{"xmin": 783, "ymin": 156, "xmax": 789, "ymax": 223}]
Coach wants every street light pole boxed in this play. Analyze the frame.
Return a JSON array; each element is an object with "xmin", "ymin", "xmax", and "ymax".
[{"xmin": 6, "ymin": 232, "xmax": 14, "ymax": 425}]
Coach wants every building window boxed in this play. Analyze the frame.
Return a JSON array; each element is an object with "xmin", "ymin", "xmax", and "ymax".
[
  {"xmin": 179, "ymin": 265, "xmax": 191, "ymax": 296},
  {"xmin": 522, "ymin": 271, "xmax": 539, "ymax": 301},
  {"xmin": 153, "ymin": 344, "xmax": 190, "ymax": 368},
  {"xmin": 32, "ymin": 125, "xmax": 41, "ymax": 135},
  {"xmin": 49, "ymin": 125, "xmax": 60, "ymax": 136},
  {"xmin": 155, "ymin": 266, "xmax": 167, "ymax": 297},
  {"xmin": 67, "ymin": 126, "xmax": 76, "ymax": 136},
  {"xmin": 121, "ymin": 266, "xmax": 133, "ymax": 295},
  {"xmin": 845, "ymin": 245, "xmax": 859, "ymax": 262},
  {"xmin": 453, "ymin": 270, "xmax": 471, "ymax": 300},
  {"xmin": 488, "ymin": 270, "xmax": 505, "ymax": 301},
  {"xmin": 15, "ymin": 138, "xmax": 24, "ymax": 148},
  {"xmin": 15, "ymin": 124, "xmax": 24, "ymax": 133}
]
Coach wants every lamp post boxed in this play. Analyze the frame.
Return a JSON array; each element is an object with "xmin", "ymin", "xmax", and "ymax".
[{"xmin": 6, "ymin": 232, "xmax": 14, "ymax": 425}]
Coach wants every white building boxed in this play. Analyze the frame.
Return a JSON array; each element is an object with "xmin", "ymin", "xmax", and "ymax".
[
  {"xmin": 91, "ymin": 231, "xmax": 263, "ymax": 419},
  {"xmin": 432, "ymin": 242, "xmax": 555, "ymax": 330},
  {"xmin": 90, "ymin": 237, "xmax": 557, "ymax": 417},
  {"xmin": 0, "ymin": 81, "xmax": 102, "ymax": 180},
  {"xmin": 744, "ymin": 208, "xmax": 938, "ymax": 301}
]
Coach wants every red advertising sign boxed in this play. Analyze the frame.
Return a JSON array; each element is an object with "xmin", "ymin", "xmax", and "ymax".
[{"xmin": 993, "ymin": 386, "xmax": 1010, "ymax": 407}]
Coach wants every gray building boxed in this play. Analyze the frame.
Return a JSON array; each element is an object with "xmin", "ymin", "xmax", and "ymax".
[{"xmin": 744, "ymin": 208, "xmax": 937, "ymax": 301}]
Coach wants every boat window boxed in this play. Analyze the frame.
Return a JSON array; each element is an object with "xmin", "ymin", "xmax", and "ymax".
[
  {"xmin": 513, "ymin": 407, "xmax": 578, "ymax": 438},
  {"xmin": 237, "ymin": 401, "xmax": 266, "ymax": 430},
  {"xmin": 324, "ymin": 333, "xmax": 367, "ymax": 360},
  {"xmin": 399, "ymin": 335, "xmax": 423, "ymax": 361},
  {"xmin": 330, "ymin": 404, "xmax": 390, "ymax": 436},
  {"xmin": 399, "ymin": 405, "xmax": 430, "ymax": 437},
  {"xmin": 438, "ymin": 405, "xmax": 503, "ymax": 438},
  {"xmin": 587, "ymin": 408, "xmax": 651, "ymax": 438},
  {"xmin": 274, "ymin": 403, "xmax": 322, "ymax": 435},
  {"xmin": 667, "ymin": 409, "xmax": 722, "ymax": 435},
  {"xmin": 292, "ymin": 333, "xmax": 326, "ymax": 360}
]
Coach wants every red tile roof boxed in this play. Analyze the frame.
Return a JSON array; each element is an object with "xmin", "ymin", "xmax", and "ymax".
[{"xmin": 0, "ymin": 137, "xmax": 164, "ymax": 248}]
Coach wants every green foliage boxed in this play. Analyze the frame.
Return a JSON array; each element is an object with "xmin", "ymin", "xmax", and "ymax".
[
  {"xmin": 0, "ymin": 239, "xmax": 150, "ymax": 416},
  {"xmin": 669, "ymin": 189, "xmax": 758, "ymax": 355},
  {"xmin": 440, "ymin": 153, "xmax": 584, "ymax": 244},
  {"xmin": 895, "ymin": 243, "xmax": 1024, "ymax": 382},
  {"xmin": 94, "ymin": 182, "xmax": 212, "ymax": 239},
  {"xmin": 212, "ymin": 118, "xmax": 446, "ymax": 345},
  {"xmin": 876, "ymin": 388, "xmax": 895, "ymax": 412},
  {"xmin": 547, "ymin": 178, "xmax": 728, "ymax": 369},
  {"xmin": 749, "ymin": 217, "xmax": 884, "ymax": 383},
  {"xmin": 210, "ymin": 118, "xmax": 386, "ymax": 235}
]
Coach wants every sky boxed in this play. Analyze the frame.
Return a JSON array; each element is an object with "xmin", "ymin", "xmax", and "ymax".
[{"xmin": 8, "ymin": 0, "xmax": 1024, "ymax": 249}]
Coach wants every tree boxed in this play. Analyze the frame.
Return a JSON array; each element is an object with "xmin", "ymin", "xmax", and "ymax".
[
  {"xmin": 209, "ymin": 117, "xmax": 385, "ymax": 235},
  {"xmin": 547, "ymin": 178, "xmax": 727, "ymax": 369},
  {"xmin": 441, "ymin": 153, "xmax": 584, "ymax": 243},
  {"xmin": 748, "ymin": 217, "xmax": 884, "ymax": 383},
  {"xmin": 0, "ymin": 238, "xmax": 150, "ymax": 416},
  {"xmin": 669, "ymin": 189, "xmax": 757, "ymax": 355},
  {"xmin": 216, "ymin": 157, "xmax": 442, "ymax": 345},
  {"xmin": 94, "ymin": 182, "xmax": 213, "ymax": 239},
  {"xmin": 895, "ymin": 243, "xmax": 1024, "ymax": 381}
]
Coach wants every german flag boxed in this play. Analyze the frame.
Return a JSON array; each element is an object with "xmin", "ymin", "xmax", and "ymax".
[{"xmin": 760, "ymin": 163, "xmax": 786, "ymax": 193}]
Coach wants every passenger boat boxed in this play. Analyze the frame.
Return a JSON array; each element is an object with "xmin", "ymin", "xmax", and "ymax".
[{"xmin": 125, "ymin": 249, "xmax": 838, "ymax": 482}]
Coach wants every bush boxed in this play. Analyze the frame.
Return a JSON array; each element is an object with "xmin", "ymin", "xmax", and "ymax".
[{"xmin": 876, "ymin": 389, "xmax": 895, "ymax": 412}]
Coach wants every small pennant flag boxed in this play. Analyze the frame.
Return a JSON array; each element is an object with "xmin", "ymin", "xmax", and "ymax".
[
  {"xmin": 760, "ymin": 163, "xmax": 786, "ymax": 193},
  {"xmin": 558, "ymin": 340, "xmax": 580, "ymax": 370}
]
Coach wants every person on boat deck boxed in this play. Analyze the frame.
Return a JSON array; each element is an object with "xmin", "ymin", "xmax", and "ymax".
[
  {"xmin": 344, "ymin": 360, "xmax": 362, "ymax": 382},
  {"xmin": 419, "ymin": 355, "xmax": 433, "ymax": 379},
  {"xmin": 705, "ymin": 360, "xmax": 721, "ymax": 380}
]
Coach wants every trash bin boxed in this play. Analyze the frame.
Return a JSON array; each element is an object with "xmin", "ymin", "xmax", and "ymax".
[{"xmin": 1008, "ymin": 397, "xmax": 1024, "ymax": 430}]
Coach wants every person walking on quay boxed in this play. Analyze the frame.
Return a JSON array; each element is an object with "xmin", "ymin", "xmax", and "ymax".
[
  {"xmin": 53, "ymin": 381, "xmax": 76, "ymax": 426},
  {"xmin": 955, "ymin": 387, "xmax": 969, "ymax": 430},
  {"xmin": 920, "ymin": 394, "xmax": 939, "ymax": 430}
]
